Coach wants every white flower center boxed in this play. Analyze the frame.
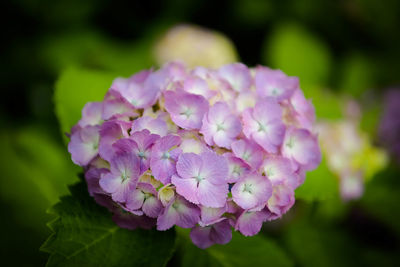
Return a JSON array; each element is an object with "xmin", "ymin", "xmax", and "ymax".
[
  {"xmin": 138, "ymin": 151, "xmax": 147, "ymax": 159},
  {"xmin": 162, "ymin": 152, "xmax": 170, "ymax": 159},
  {"xmin": 257, "ymin": 121, "xmax": 267, "ymax": 132},
  {"xmin": 216, "ymin": 123, "xmax": 225, "ymax": 131},
  {"xmin": 180, "ymin": 108, "xmax": 193, "ymax": 118},
  {"xmin": 121, "ymin": 171, "xmax": 129, "ymax": 182},
  {"xmin": 195, "ymin": 174, "xmax": 204, "ymax": 183},
  {"xmin": 286, "ymin": 137, "xmax": 294, "ymax": 149},
  {"xmin": 243, "ymin": 183, "xmax": 253, "ymax": 194},
  {"xmin": 270, "ymin": 87, "xmax": 281, "ymax": 96}
]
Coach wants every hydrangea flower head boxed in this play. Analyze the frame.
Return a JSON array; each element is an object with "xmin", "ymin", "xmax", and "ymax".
[{"xmin": 68, "ymin": 61, "xmax": 321, "ymax": 248}]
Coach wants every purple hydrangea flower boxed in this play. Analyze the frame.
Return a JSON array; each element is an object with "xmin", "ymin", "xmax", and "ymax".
[
  {"xmin": 255, "ymin": 66, "xmax": 298, "ymax": 102},
  {"xmin": 235, "ymin": 209, "xmax": 269, "ymax": 236},
  {"xmin": 98, "ymin": 120, "xmax": 131, "ymax": 162},
  {"xmin": 172, "ymin": 152, "xmax": 229, "ymax": 208},
  {"xmin": 110, "ymin": 69, "xmax": 160, "ymax": 109},
  {"xmin": 199, "ymin": 205, "xmax": 227, "ymax": 226},
  {"xmin": 78, "ymin": 102, "xmax": 103, "ymax": 127},
  {"xmin": 131, "ymin": 115, "xmax": 168, "ymax": 136},
  {"xmin": 290, "ymin": 89, "xmax": 315, "ymax": 130},
  {"xmin": 164, "ymin": 90, "xmax": 209, "ymax": 130},
  {"xmin": 231, "ymin": 139, "xmax": 263, "ymax": 169},
  {"xmin": 281, "ymin": 127, "xmax": 321, "ymax": 171},
  {"xmin": 190, "ymin": 219, "xmax": 232, "ymax": 249},
  {"xmin": 183, "ymin": 75, "xmax": 216, "ymax": 99},
  {"xmin": 179, "ymin": 132, "xmax": 211, "ymax": 154},
  {"xmin": 242, "ymin": 98, "xmax": 286, "ymax": 153},
  {"xmin": 265, "ymin": 183, "xmax": 295, "ymax": 220},
  {"xmin": 157, "ymin": 195, "xmax": 200, "ymax": 230},
  {"xmin": 68, "ymin": 125, "xmax": 100, "ymax": 166},
  {"xmin": 218, "ymin": 63, "xmax": 252, "ymax": 92},
  {"xmin": 150, "ymin": 134, "xmax": 182, "ymax": 184},
  {"xmin": 67, "ymin": 62, "xmax": 321, "ymax": 249},
  {"xmin": 231, "ymin": 173, "xmax": 272, "ymax": 210},
  {"xmin": 129, "ymin": 129, "xmax": 160, "ymax": 174},
  {"xmin": 99, "ymin": 151, "xmax": 140, "ymax": 202},
  {"xmin": 200, "ymin": 101, "xmax": 242, "ymax": 149},
  {"xmin": 223, "ymin": 153, "xmax": 251, "ymax": 183},
  {"xmin": 85, "ymin": 166, "xmax": 108, "ymax": 196},
  {"xmin": 112, "ymin": 205, "xmax": 156, "ymax": 230},
  {"xmin": 102, "ymin": 91, "xmax": 138, "ymax": 121},
  {"xmin": 125, "ymin": 182, "xmax": 163, "ymax": 218},
  {"xmin": 261, "ymin": 156, "xmax": 299, "ymax": 188}
]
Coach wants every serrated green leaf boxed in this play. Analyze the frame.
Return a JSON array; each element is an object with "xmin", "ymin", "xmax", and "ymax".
[
  {"xmin": 54, "ymin": 68, "xmax": 117, "ymax": 140},
  {"xmin": 177, "ymin": 228, "xmax": 293, "ymax": 267},
  {"xmin": 41, "ymin": 181, "xmax": 176, "ymax": 267}
]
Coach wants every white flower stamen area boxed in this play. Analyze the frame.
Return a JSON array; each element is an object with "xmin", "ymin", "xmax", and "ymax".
[
  {"xmin": 162, "ymin": 151, "xmax": 170, "ymax": 159},
  {"xmin": 286, "ymin": 137, "xmax": 294, "ymax": 149},
  {"xmin": 216, "ymin": 123, "xmax": 225, "ymax": 131},
  {"xmin": 242, "ymin": 183, "xmax": 253, "ymax": 194},
  {"xmin": 121, "ymin": 170, "xmax": 129, "ymax": 182},
  {"xmin": 180, "ymin": 107, "xmax": 194, "ymax": 118},
  {"xmin": 270, "ymin": 87, "xmax": 281, "ymax": 96},
  {"xmin": 138, "ymin": 151, "xmax": 147, "ymax": 159},
  {"xmin": 195, "ymin": 174, "xmax": 205, "ymax": 183},
  {"xmin": 232, "ymin": 165, "xmax": 242, "ymax": 176},
  {"xmin": 257, "ymin": 121, "xmax": 267, "ymax": 132}
]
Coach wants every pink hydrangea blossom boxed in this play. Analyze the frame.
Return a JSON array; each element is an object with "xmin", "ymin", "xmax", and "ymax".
[
  {"xmin": 67, "ymin": 61, "xmax": 321, "ymax": 249},
  {"xmin": 242, "ymin": 98, "xmax": 286, "ymax": 153},
  {"xmin": 281, "ymin": 127, "xmax": 321, "ymax": 171},
  {"xmin": 255, "ymin": 66, "xmax": 298, "ymax": 102},
  {"xmin": 150, "ymin": 134, "xmax": 182, "ymax": 184},
  {"xmin": 218, "ymin": 63, "xmax": 252, "ymax": 92},
  {"xmin": 99, "ymin": 151, "xmax": 140, "ymax": 202},
  {"xmin": 190, "ymin": 220, "xmax": 232, "ymax": 249},
  {"xmin": 68, "ymin": 125, "xmax": 100, "ymax": 166},
  {"xmin": 164, "ymin": 90, "xmax": 209, "ymax": 130},
  {"xmin": 172, "ymin": 152, "xmax": 229, "ymax": 208},
  {"xmin": 200, "ymin": 101, "xmax": 242, "ymax": 149},
  {"xmin": 231, "ymin": 173, "xmax": 272, "ymax": 210}
]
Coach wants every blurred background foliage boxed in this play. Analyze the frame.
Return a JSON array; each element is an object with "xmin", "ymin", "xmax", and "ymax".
[{"xmin": 1, "ymin": 0, "xmax": 399, "ymax": 266}]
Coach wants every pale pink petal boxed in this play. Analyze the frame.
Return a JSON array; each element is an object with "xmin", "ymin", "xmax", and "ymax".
[
  {"xmin": 171, "ymin": 175, "xmax": 199, "ymax": 204},
  {"xmin": 197, "ymin": 180, "xmax": 228, "ymax": 208}
]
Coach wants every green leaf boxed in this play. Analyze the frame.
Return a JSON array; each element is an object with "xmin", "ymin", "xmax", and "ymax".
[
  {"xmin": 304, "ymin": 86, "xmax": 343, "ymax": 120},
  {"xmin": 54, "ymin": 68, "xmax": 117, "ymax": 139},
  {"xmin": 177, "ymin": 228, "xmax": 293, "ymax": 267},
  {"xmin": 295, "ymin": 157, "xmax": 339, "ymax": 202},
  {"xmin": 0, "ymin": 127, "xmax": 78, "ymax": 231},
  {"xmin": 41, "ymin": 181, "xmax": 176, "ymax": 267},
  {"xmin": 337, "ymin": 53, "xmax": 376, "ymax": 97},
  {"xmin": 42, "ymin": 31, "xmax": 155, "ymax": 76},
  {"xmin": 264, "ymin": 23, "xmax": 332, "ymax": 87},
  {"xmin": 283, "ymin": 216, "xmax": 359, "ymax": 267},
  {"xmin": 361, "ymin": 165, "xmax": 400, "ymax": 236},
  {"xmin": 360, "ymin": 101, "xmax": 382, "ymax": 138}
]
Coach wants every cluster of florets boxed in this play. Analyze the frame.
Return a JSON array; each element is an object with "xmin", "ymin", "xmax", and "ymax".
[
  {"xmin": 68, "ymin": 62, "xmax": 321, "ymax": 248},
  {"xmin": 317, "ymin": 101, "xmax": 387, "ymax": 201}
]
